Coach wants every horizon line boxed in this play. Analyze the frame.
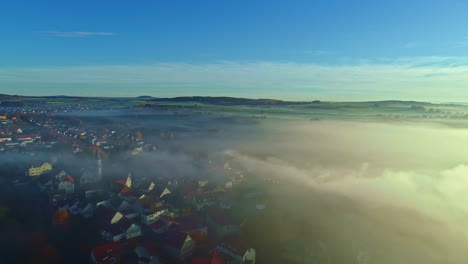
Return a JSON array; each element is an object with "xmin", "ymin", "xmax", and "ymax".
[{"xmin": 1, "ymin": 93, "xmax": 465, "ymax": 105}]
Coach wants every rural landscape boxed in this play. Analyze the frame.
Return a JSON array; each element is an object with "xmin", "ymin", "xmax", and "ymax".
[
  {"xmin": 2, "ymin": 0, "xmax": 468, "ymax": 263},
  {"xmin": 2, "ymin": 95, "xmax": 468, "ymax": 263}
]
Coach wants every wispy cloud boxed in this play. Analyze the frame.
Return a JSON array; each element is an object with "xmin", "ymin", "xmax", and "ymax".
[
  {"xmin": 39, "ymin": 31, "xmax": 114, "ymax": 38},
  {"xmin": 452, "ymin": 37, "xmax": 468, "ymax": 48},
  {"xmin": 304, "ymin": 50, "xmax": 336, "ymax": 55},
  {"xmin": 0, "ymin": 57, "xmax": 467, "ymax": 100},
  {"xmin": 404, "ymin": 41, "xmax": 424, "ymax": 49}
]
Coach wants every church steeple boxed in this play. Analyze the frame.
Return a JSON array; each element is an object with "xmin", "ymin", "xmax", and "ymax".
[{"xmin": 96, "ymin": 150, "xmax": 102, "ymax": 180}]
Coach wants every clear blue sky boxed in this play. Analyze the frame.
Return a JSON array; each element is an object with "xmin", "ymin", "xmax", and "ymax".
[{"xmin": 1, "ymin": 0, "xmax": 468, "ymax": 101}]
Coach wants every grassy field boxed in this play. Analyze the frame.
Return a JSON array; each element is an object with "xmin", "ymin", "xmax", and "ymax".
[{"xmin": 6, "ymin": 95, "xmax": 468, "ymax": 122}]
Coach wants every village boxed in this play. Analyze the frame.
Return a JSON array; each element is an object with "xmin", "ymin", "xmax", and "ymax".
[
  {"xmin": 0, "ymin": 100, "xmax": 335, "ymax": 264},
  {"xmin": 2, "ymin": 1, "xmax": 467, "ymax": 262},
  {"xmin": 28, "ymin": 155, "xmax": 260, "ymax": 264},
  {"xmin": 0, "ymin": 106, "xmax": 265, "ymax": 264}
]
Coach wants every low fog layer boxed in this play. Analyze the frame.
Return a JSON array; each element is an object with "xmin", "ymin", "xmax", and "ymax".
[
  {"xmin": 115, "ymin": 115, "xmax": 468, "ymax": 263},
  {"xmin": 5, "ymin": 109, "xmax": 468, "ymax": 263},
  {"xmin": 222, "ymin": 119, "xmax": 468, "ymax": 263},
  {"xmin": 118, "ymin": 115, "xmax": 468, "ymax": 263}
]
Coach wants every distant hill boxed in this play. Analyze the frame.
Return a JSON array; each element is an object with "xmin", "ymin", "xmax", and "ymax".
[
  {"xmin": 147, "ymin": 96, "xmax": 313, "ymax": 106},
  {"xmin": 0, "ymin": 94, "xmax": 460, "ymax": 108},
  {"xmin": 0, "ymin": 94, "xmax": 21, "ymax": 101},
  {"xmin": 364, "ymin": 100, "xmax": 433, "ymax": 106}
]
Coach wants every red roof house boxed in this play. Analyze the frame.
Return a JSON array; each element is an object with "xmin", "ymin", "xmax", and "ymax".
[{"xmin": 90, "ymin": 241, "xmax": 124, "ymax": 264}]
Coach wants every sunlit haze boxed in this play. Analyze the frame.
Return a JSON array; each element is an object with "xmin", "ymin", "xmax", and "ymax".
[{"xmin": 1, "ymin": 1, "xmax": 468, "ymax": 264}]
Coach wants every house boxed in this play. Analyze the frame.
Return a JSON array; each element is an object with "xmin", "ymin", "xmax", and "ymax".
[
  {"xmin": 81, "ymin": 169, "xmax": 99, "ymax": 186},
  {"xmin": 126, "ymin": 223, "xmax": 142, "ymax": 240},
  {"xmin": 206, "ymin": 206, "xmax": 240, "ymax": 238},
  {"xmin": 147, "ymin": 182, "xmax": 156, "ymax": 192},
  {"xmin": 159, "ymin": 187, "xmax": 172, "ymax": 198},
  {"xmin": 69, "ymin": 201, "xmax": 95, "ymax": 218},
  {"xmin": 171, "ymin": 215, "xmax": 208, "ymax": 243},
  {"xmin": 95, "ymin": 206, "xmax": 124, "ymax": 225},
  {"xmin": 5, "ymin": 142, "xmax": 19, "ymax": 148},
  {"xmin": 29, "ymin": 162, "xmax": 52, "ymax": 177},
  {"xmin": 58, "ymin": 175, "xmax": 75, "ymax": 194},
  {"xmin": 18, "ymin": 134, "xmax": 40, "ymax": 141},
  {"xmin": 0, "ymin": 137, "xmax": 12, "ymax": 143},
  {"xmin": 144, "ymin": 183, "xmax": 173, "ymax": 201},
  {"xmin": 94, "ymin": 205, "xmax": 139, "ymax": 240},
  {"xmin": 90, "ymin": 241, "xmax": 124, "ymax": 264},
  {"xmin": 120, "ymin": 174, "xmax": 133, "ymax": 194},
  {"xmin": 20, "ymin": 140, "xmax": 34, "ymax": 147},
  {"xmin": 213, "ymin": 241, "xmax": 256, "ymax": 264},
  {"xmin": 136, "ymin": 196, "xmax": 168, "ymax": 225},
  {"xmin": 101, "ymin": 217, "xmax": 142, "ymax": 242},
  {"xmin": 161, "ymin": 230, "xmax": 194, "ymax": 261},
  {"xmin": 56, "ymin": 170, "xmax": 67, "ymax": 181},
  {"xmin": 225, "ymin": 181, "xmax": 233, "ymax": 189},
  {"xmin": 141, "ymin": 206, "xmax": 168, "ymax": 225}
]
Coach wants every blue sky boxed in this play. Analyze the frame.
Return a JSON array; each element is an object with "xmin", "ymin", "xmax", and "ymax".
[{"xmin": 1, "ymin": 0, "xmax": 468, "ymax": 101}]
